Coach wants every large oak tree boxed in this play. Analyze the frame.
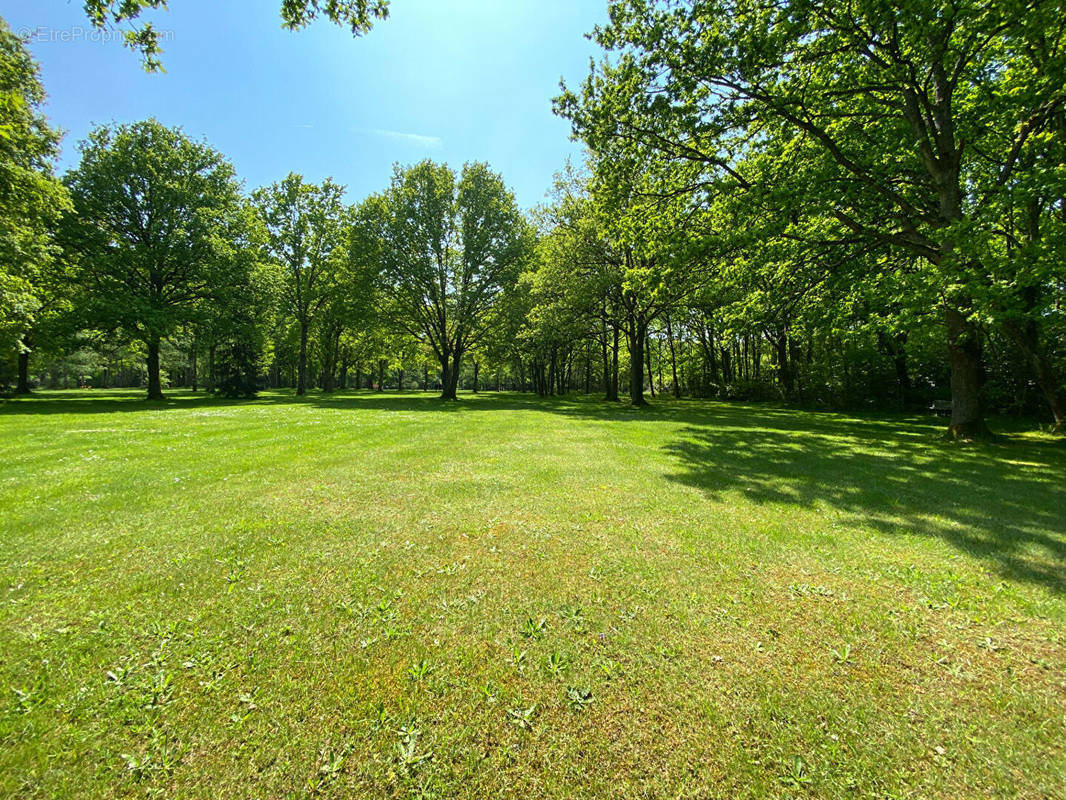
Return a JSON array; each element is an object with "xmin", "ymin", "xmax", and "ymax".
[
  {"xmin": 558, "ymin": 0, "xmax": 1066, "ymax": 437},
  {"xmin": 63, "ymin": 119, "xmax": 255, "ymax": 399}
]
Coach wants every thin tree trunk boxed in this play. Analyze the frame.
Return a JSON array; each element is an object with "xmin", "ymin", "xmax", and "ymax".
[
  {"xmin": 601, "ymin": 325, "xmax": 611, "ymax": 400},
  {"xmin": 1004, "ymin": 319, "xmax": 1065, "ymax": 429},
  {"xmin": 665, "ymin": 313, "xmax": 680, "ymax": 398},
  {"xmin": 585, "ymin": 341, "xmax": 592, "ymax": 395},
  {"xmin": 146, "ymin": 336, "xmax": 164, "ymax": 400},
  {"xmin": 645, "ymin": 333, "xmax": 655, "ymax": 397},
  {"xmin": 627, "ymin": 317, "xmax": 648, "ymax": 406},
  {"xmin": 297, "ymin": 321, "xmax": 309, "ymax": 396},
  {"xmin": 190, "ymin": 340, "xmax": 198, "ymax": 392},
  {"xmin": 609, "ymin": 327, "xmax": 620, "ymax": 401}
]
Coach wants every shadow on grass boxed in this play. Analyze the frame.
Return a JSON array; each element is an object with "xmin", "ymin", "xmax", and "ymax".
[
  {"xmin": 5, "ymin": 389, "xmax": 1063, "ymax": 596},
  {"xmin": 661, "ymin": 411, "xmax": 1066, "ymax": 596},
  {"xmin": 0, "ymin": 388, "xmax": 568, "ymax": 416}
]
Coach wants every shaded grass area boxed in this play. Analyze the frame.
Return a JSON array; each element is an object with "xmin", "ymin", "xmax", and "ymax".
[{"xmin": 1, "ymin": 389, "xmax": 1064, "ymax": 798}]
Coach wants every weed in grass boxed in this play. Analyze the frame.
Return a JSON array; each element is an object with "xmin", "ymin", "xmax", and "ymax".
[
  {"xmin": 510, "ymin": 645, "xmax": 527, "ymax": 671},
  {"xmin": 566, "ymin": 687, "xmax": 594, "ymax": 711},
  {"xmin": 656, "ymin": 643, "xmax": 681, "ymax": 660},
  {"xmin": 408, "ymin": 659, "xmax": 433, "ymax": 682},
  {"xmin": 598, "ymin": 658, "xmax": 622, "ymax": 680},
  {"xmin": 546, "ymin": 650, "xmax": 568, "ymax": 679},
  {"xmin": 559, "ymin": 604, "xmax": 588, "ymax": 632},
  {"xmin": 506, "ymin": 704, "xmax": 536, "ymax": 731},
  {"xmin": 521, "ymin": 616, "xmax": 548, "ymax": 639},
  {"xmin": 830, "ymin": 644, "xmax": 853, "ymax": 665},
  {"xmin": 778, "ymin": 755, "xmax": 813, "ymax": 790},
  {"xmin": 120, "ymin": 729, "xmax": 182, "ymax": 782},
  {"xmin": 2, "ymin": 390, "xmax": 1064, "ymax": 798},
  {"xmin": 395, "ymin": 726, "xmax": 432, "ymax": 772}
]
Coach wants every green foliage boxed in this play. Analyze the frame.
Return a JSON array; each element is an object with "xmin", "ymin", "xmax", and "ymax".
[
  {"xmin": 81, "ymin": 0, "xmax": 390, "ymax": 71},
  {"xmin": 557, "ymin": 0, "xmax": 1066, "ymax": 429},
  {"xmin": 62, "ymin": 119, "xmax": 257, "ymax": 398},
  {"xmin": 353, "ymin": 160, "xmax": 533, "ymax": 399},
  {"xmin": 0, "ymin": 20, "xmax": 69, "ymax": 359},
  {"xmin": 252, "ymin": 173, "xmax": 350, "ymax": 395}
]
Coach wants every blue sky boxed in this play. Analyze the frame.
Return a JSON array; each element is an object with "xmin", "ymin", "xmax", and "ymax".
[{"xmin": 1, "ymin": 0, "xmax": 607, "ymax": 208}]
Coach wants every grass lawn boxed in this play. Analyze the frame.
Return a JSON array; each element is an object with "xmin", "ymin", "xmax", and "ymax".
[{"xmin": 1, "ymin": 389, "xmax": 1064, "ymax": 799}]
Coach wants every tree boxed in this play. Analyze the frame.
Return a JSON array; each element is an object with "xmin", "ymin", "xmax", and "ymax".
[
  {"xmin": 202, "ymin": 205, "xmax": 280, "ymax": 398},
  {"xmin": 253, "ymin": 174, "xmax": 349, "ymax": 396},
  {"xmin": 558, "ymin": 0, "xmax": 1066, "ymax": 437},
  {"xmin": 0, "ymin": 19, "xmax": 70, "ymax": 393},
  {"xmin": 354, "ymin": 161, "xmax": 531, "ymax": 400},
  {"xmin": 81, "ymin": 0, "xmax": 389, "ymax": 71},
  {"xmin": 63, "ymin": 119, "xmax": 253, "ymax": 399},
  {"xmin": 526, "ymin": 176, "xmax": 624, "ymax": 400}
]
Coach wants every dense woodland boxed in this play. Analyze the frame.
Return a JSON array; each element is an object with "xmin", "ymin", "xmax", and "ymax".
[{"xmin": 2, "ymin": 0, "xmax": 1064, "ymax": 438}]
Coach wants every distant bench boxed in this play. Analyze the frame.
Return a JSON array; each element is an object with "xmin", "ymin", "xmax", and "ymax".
[{"xmin": 930, "ymin": 399, "xmax": 952, "ymax": 415}]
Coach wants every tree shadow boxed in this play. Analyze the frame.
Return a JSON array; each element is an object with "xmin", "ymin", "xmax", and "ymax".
[
  {"xmin": 0, "ymin": 389, "xmax": 537, "ymax": 415},
  {"xmin": 661, "ymin": 411, "xmax": 1066, "ymax": 596},
  {"xmin": 0, "ymin": 388, "xmax": 675, "ymax": 418},
  {"xmin": 6, "ymin": 389, "xmax": 1064, "ymax": 596}
]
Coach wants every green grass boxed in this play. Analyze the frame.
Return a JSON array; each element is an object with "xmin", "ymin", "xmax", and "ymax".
[{"xmin": 1, "ymin": 389, "xmax": 1064, "ymax": 799}]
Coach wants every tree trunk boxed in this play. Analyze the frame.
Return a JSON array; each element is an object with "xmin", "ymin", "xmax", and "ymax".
[
  {"xmin": 424, "ymin": 364, "xmax": 429, "ymax": 391},
  {"xmin": 377, "ymin": 359, "xmax": 386, "ymax": 392},
  {"xmin": 878, "ymin": 331, "xmax": 911, "ymax": 410},
  {"xmin": 601, "ymin": 325, "xmax": 612, "ymax": 400},
  {"xmin": 146, "ymin": 336, "xmax": 164, "ymax": 400},
  {"xmin": 472, "ymin": 361, "xmax": 480, "ymax": 393},
  {"xmin": 945, "ymin": 305, "xmax": 991, "ymax": 439},
  {"xmin": 665, "ymin": 313, "xmax": 680, "ymax": 397},
  {"xmin": 15, "ymin": 341, "xmax": 30, "ymax": 394},
  {"xmin": 1004, "ymin": 319, "xmax": 1065, "ymax": 429},
  {"xmin": 609, "ymin": 327, "xmax": 620, "ymax": 401},
  {"xmin": 439, "ymin": 354, "xmax": 456, "ymax": 400},
  {"xmin": 190, "ymin": 340, "xmax": 198, "ymax": 392},
  {"xmin": 627, "ymin": 318, "xmax": 648, "ymax": 406},
  {"xmin": 585, "ymin": 342, "xmax": 592, "ymax": 394},
  {"xmin": 773, "ymin": 332, "xmax": 794, "ymax": 399},
  {"xmin": 645, "ymin": 333, "xmax": 655, "ymax": 397},
  {"xmin": 297, "ymin": 321, "xmax": 309, "ymax": 396},
  {"xmin": 440, "ymin": 352, "xmax": 461, "ymax": 400}
]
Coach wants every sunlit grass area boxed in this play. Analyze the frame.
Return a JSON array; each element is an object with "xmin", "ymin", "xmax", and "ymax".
[{"xmin": 1, "ymin": 390, "xmax": 1064, "ymax": 798}]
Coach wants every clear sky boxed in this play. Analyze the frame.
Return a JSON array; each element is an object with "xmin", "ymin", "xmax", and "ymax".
[{"xmin": 0, "ymin": 0, "xmax": 607, "ymax": 208}]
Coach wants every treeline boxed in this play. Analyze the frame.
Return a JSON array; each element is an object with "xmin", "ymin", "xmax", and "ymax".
[{"xmin": 2, "ymin": 4, "xmax": 1064, "ymax": 437}]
